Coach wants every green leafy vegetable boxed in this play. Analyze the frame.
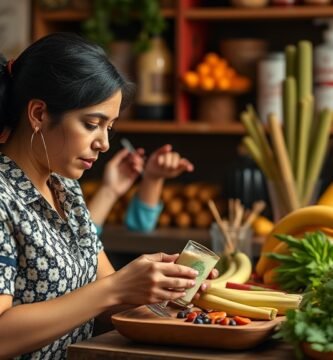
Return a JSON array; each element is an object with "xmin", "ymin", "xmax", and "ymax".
[
  {"xmin": 267, "ymin": 231, "xmax": 333, "ymax": 291},
  {"xmin": 275, "ymin": 269, "xmax": 333, "ymax": 357}
]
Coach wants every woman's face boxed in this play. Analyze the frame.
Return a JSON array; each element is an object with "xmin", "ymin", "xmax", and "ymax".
[{"xmin": 44, "ymin": 90, "xmax": 122, "ymax": 179}]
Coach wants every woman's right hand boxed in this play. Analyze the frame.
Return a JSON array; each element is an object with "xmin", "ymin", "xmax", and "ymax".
[
  {"xmin": 101, "ymin": 147, "xmax": 144, "ymax": 198},
  {"xmin": 109, "ymin": 253, "xmax": 198, "ymax": 305}
]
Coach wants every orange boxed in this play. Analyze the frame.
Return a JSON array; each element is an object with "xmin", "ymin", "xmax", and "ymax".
[
  {"xmin": 211, "ymin": 65, "xmax": 226, "ymax": 80},
  {"xmin": 204, "ymin": 52, "xmax": 221, "ymax": 66},
  {"xmin": 183, "ymin": 71, "xmax": 199, "ymax": 88},
  {"xmin": 199, "ymin": 76, "xmax": 215, "ymax": 91},
  {"xmin": 225, "ymin": 68, "xmax": 236, "ymax": 79},
  {"xmin": 216, "ymin": 77, "xmax": 231, "ymax": 91},
  {"xmin": 196, "ymin": 63, "xmax": 211, "ymax": 76}
]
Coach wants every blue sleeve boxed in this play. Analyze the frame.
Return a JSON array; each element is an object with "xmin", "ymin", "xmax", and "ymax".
[
  {"xmin": 125, "ymin": 195, "xmax": 163, "ymax": 232},
  {"xmin": 93, "ymin": 223, "xmax": 103, "ymax": 237}
]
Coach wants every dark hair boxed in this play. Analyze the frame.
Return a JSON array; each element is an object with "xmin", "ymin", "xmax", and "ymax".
[{"xmin": 0, "ymin": 32, "xmax": 135, "ymax": 132}]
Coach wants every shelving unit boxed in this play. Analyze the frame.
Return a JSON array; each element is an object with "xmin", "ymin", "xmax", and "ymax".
[
  {"xmin": 32, "ymin": 0, "xmax": 333, "ymax": 133},
  {"xmin": 32, "ymin": 1, "xmax": 333, "ymax": 242}
]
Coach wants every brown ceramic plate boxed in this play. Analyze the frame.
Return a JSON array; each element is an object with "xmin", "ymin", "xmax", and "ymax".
[{"xmin": 112, "ymin": 305, "xmax": 285, "ymax": 350}]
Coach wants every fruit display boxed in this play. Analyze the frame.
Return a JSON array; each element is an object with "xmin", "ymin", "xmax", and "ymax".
[
  {"xmin": 189, "ymin": 246, "xmax": 301, "ymax": 320},
  {"xmin": 182, "ymin": 52, "xmax": 251, "ymax": 93},
  {"xmin": 255, "ymin": 205, "xmax": 333, "ymax": 292},
  {"xmin": 256, "ymin": 205, "xmax": 333, "ymax": 279},
  {"xmin": 80, "ymin": 180, "xmax": 220, "ymax": 229}
]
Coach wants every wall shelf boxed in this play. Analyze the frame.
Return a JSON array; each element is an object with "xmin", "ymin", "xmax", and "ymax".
[
  {"xmin": 185, "ymin": 6, "xmax": 333, "ymax": 20},
  {"xmin": 115, "ymin": 120, "xmax": 246, "ymax": 134}
]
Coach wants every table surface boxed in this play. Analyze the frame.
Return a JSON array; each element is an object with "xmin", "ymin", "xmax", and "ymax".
[{"xmin": 67, "ymin": 330, "xmax": 296, "ymax": 360}]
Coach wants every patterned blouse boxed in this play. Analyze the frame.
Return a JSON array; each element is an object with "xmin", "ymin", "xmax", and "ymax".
[{"xmin": 0, "ymin": 153, "xmax": 103, "ymax": 359}]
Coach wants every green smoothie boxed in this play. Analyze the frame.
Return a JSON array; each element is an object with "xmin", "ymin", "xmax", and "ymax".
[{"xmin": 174, "ymin": 241, "xmax": 219, "ymax": 306}]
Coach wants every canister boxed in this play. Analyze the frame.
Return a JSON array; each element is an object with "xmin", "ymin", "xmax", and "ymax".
[{"xmin": 257, "ymin": 53, "xmax": 285, "ymax": 123}]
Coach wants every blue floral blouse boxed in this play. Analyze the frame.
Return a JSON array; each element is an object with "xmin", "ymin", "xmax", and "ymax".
[{"xmin": 0, "ymin": 153, "xmax": 103, "ymax": 359}]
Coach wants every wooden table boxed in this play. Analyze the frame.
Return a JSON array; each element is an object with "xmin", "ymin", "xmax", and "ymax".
[{"xmin": 67, "ymin": 330, "xmax": 296, "ymax": 360}]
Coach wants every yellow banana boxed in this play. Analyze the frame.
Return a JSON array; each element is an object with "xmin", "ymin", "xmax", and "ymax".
[
  {"xmin": 317, "ymin": 182, "xmax": 333, "ymax": 206},
  {"xmin": 209, "ymin": 252, "xmax": 252, "ymax": 287},
  {"xmin": 256, "ymin": 205, "xmax": 333, "ymax": 276},
  {"xmin": 206, "ymin": 287, "xmax": 302, "ymax": 315},
  {"xmin": 255, "ymin": 240, "xmax": 289, "ymax": 277},
  {"xmin": 193, "ymin": 293, "xmax": 277, "ymax": 320},
  {"xmin": 215, "ymin": 257, "xmax": 237, "ymax": 282}
]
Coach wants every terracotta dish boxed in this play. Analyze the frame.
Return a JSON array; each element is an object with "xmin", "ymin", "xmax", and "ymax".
[{"xmin": 112, "ymin": 305, "xmax": 285, "ymax": 350}]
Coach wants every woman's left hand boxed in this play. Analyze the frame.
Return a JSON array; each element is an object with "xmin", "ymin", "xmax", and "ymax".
[{"xmin": 193, "ymin": 268, "xmax": 219, "ymax": 300}]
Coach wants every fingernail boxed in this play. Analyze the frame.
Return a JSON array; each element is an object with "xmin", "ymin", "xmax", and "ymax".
[
  {"xmin": 190, "ymin": 280, "xmax": 196, "ymax": 287},
  {"xmin": 201, "ymin": 283, "xmax": 207, "ymax": 291},
  {"xmin": 192, "ymin": 270, "xmax": 199, "ymax": 276}
]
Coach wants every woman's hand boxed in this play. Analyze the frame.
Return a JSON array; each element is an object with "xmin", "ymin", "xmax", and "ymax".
[
  {"xmin": 101, "ymin": 148, "xmax": 144, "ymax": 198},
  {"xmin": 193, "ymin": 268, "xmax": 219, "ymax": 300},
  {"xmin": 144, "ymin": 144, "xmax": 194, "ymax": 181},
  {"xmin": 108, "ymin": 253, "xmax": 199, "ymax": 305}
]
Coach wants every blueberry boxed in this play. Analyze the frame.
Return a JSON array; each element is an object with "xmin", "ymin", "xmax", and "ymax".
[
  {"xmin": 194, "ymin": 317, "xmax": 204, "ymax": 324},
  {"xmin": 177, "ymin": 311, "xmax": 187, "ymax": 319},
  {"xmin": 203, "ymin": 317, "xmax": 211, "ymax": 324},
  {"xmin": 229, "ymin": 319, "xmax": 237, "ymax": 326}
]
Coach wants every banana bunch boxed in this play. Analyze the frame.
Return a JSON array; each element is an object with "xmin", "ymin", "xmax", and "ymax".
[
  {"xmin": 193, "ymin": 251, "xmax": 302, "ymax": 320},
  {"xmin": 256, "ymin": 205, "xmax": 333, "ymax": 283},
  {"xmin": 209, "ymin": 252, "xmax": 252, "ymax": 287}
]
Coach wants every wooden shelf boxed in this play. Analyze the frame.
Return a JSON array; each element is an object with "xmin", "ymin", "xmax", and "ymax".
[
  {"xmin": 101, "ymin": 225, "xmax": 263, "ymax": 258},
  {"xmin": 102, "ymin": 225, "xmax": 211, "ymax": 254},
  {"xmin": 186, "ymin": 6, "xmax": 333, "ymax": 20},
  {"xmin": 38, "ymin": 8, "xmax": 175, "ymax": 22},
  {"xmin": 115, "ymin": 120, "xmax": 246, "ymax": 134},
  {"xmin": 39, "ymin": 9, "xmax": 91, "ymax": 21}
]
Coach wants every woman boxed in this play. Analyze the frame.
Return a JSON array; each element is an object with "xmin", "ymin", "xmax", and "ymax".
[
  {"xmin": 87, "ymin": 143, "xmax": 194, "ymax": 234},
  {"xmin": 0, "ymin": 33, "xmax": 211, "ymax": 359}
]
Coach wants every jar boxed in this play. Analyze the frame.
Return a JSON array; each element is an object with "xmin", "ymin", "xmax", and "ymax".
[{"xmin": 257, "ymin": 53, "xmax": 285, "ymax": 123}]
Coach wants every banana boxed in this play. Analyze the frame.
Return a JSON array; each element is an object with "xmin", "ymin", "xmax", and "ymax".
[
  {"xmin": 193, "ymin": 293, "xmax": 277, "ymax": 320},
  {"xmin": 209, "ymin": 252, "xmax": 252, "ymax": 287},
  {"xmin": 256, "ymin": 205, "xmax": 333, "ymax": 276},
  {"xmin": 255, "ymin": 240, "xmax": 289, "ymax": 277},
  {"xmin": 214, "ymin": 257, "xmax": 237, "ymax": 282},
  {"xmin": 206, "ymin": 287, "xmax": 302, "ymax": 315}
]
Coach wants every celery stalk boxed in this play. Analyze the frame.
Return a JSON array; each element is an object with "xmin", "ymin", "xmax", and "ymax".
[
  {"xmin": 285, "ymin": 45, "xmax": 297, "ymax": 78},
  {"xmin": 297, "ymin": 41, "xmax": 312, "ymax": 101},
  {"xmin": 303, "ymin": 109, "xmax": 333, "ymax": 205},
  {"xmin": 283, "ymin": 77, "xmax": 297, "ymax": 173}
]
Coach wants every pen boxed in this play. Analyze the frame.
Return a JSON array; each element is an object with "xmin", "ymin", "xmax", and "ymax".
[
  {"xmin": 120, "ymin": 137, "xmax": 136, "ymax": 153},
  {"xmin": 120, "ymin": 138, "xmax": 144, "ymax": 175}
]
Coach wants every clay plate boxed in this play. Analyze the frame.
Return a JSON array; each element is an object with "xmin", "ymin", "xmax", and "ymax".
[{"xmin": 112, "ymin": 305, "xmax": 285, "ymax": 350}]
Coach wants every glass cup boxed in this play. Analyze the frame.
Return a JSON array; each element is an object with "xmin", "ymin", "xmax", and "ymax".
[
  {"xmin": 210, "ymin": 222, "xmax": 253, "ymax": 262},
  {"xmin": 147, "ymin": 240, "xmax": 219, "ymax": 316},
  {"xmin": 171, "ymin": 240, "xmax": 220, "ymax": 307}
]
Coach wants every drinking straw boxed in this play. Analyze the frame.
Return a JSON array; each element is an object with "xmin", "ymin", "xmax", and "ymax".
[
  {"xmin": 283, "ymin": 77, "xmax": 297, "ymax": 172},
  {"xmin": 268, "ymin": 113, "xmax": 300, "ymax": 211},
  {"xmin": 208, "ymin": 200, "xmax": 235, "ymax": 254},
  {"xmin": 303, "ymin": 109, "xmax": 333, "ymax": 205}
]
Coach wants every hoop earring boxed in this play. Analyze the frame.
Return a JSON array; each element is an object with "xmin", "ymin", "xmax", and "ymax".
[{"xmin": 30, "ymin": 127, "xmax": 52, "ymax": 177}]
